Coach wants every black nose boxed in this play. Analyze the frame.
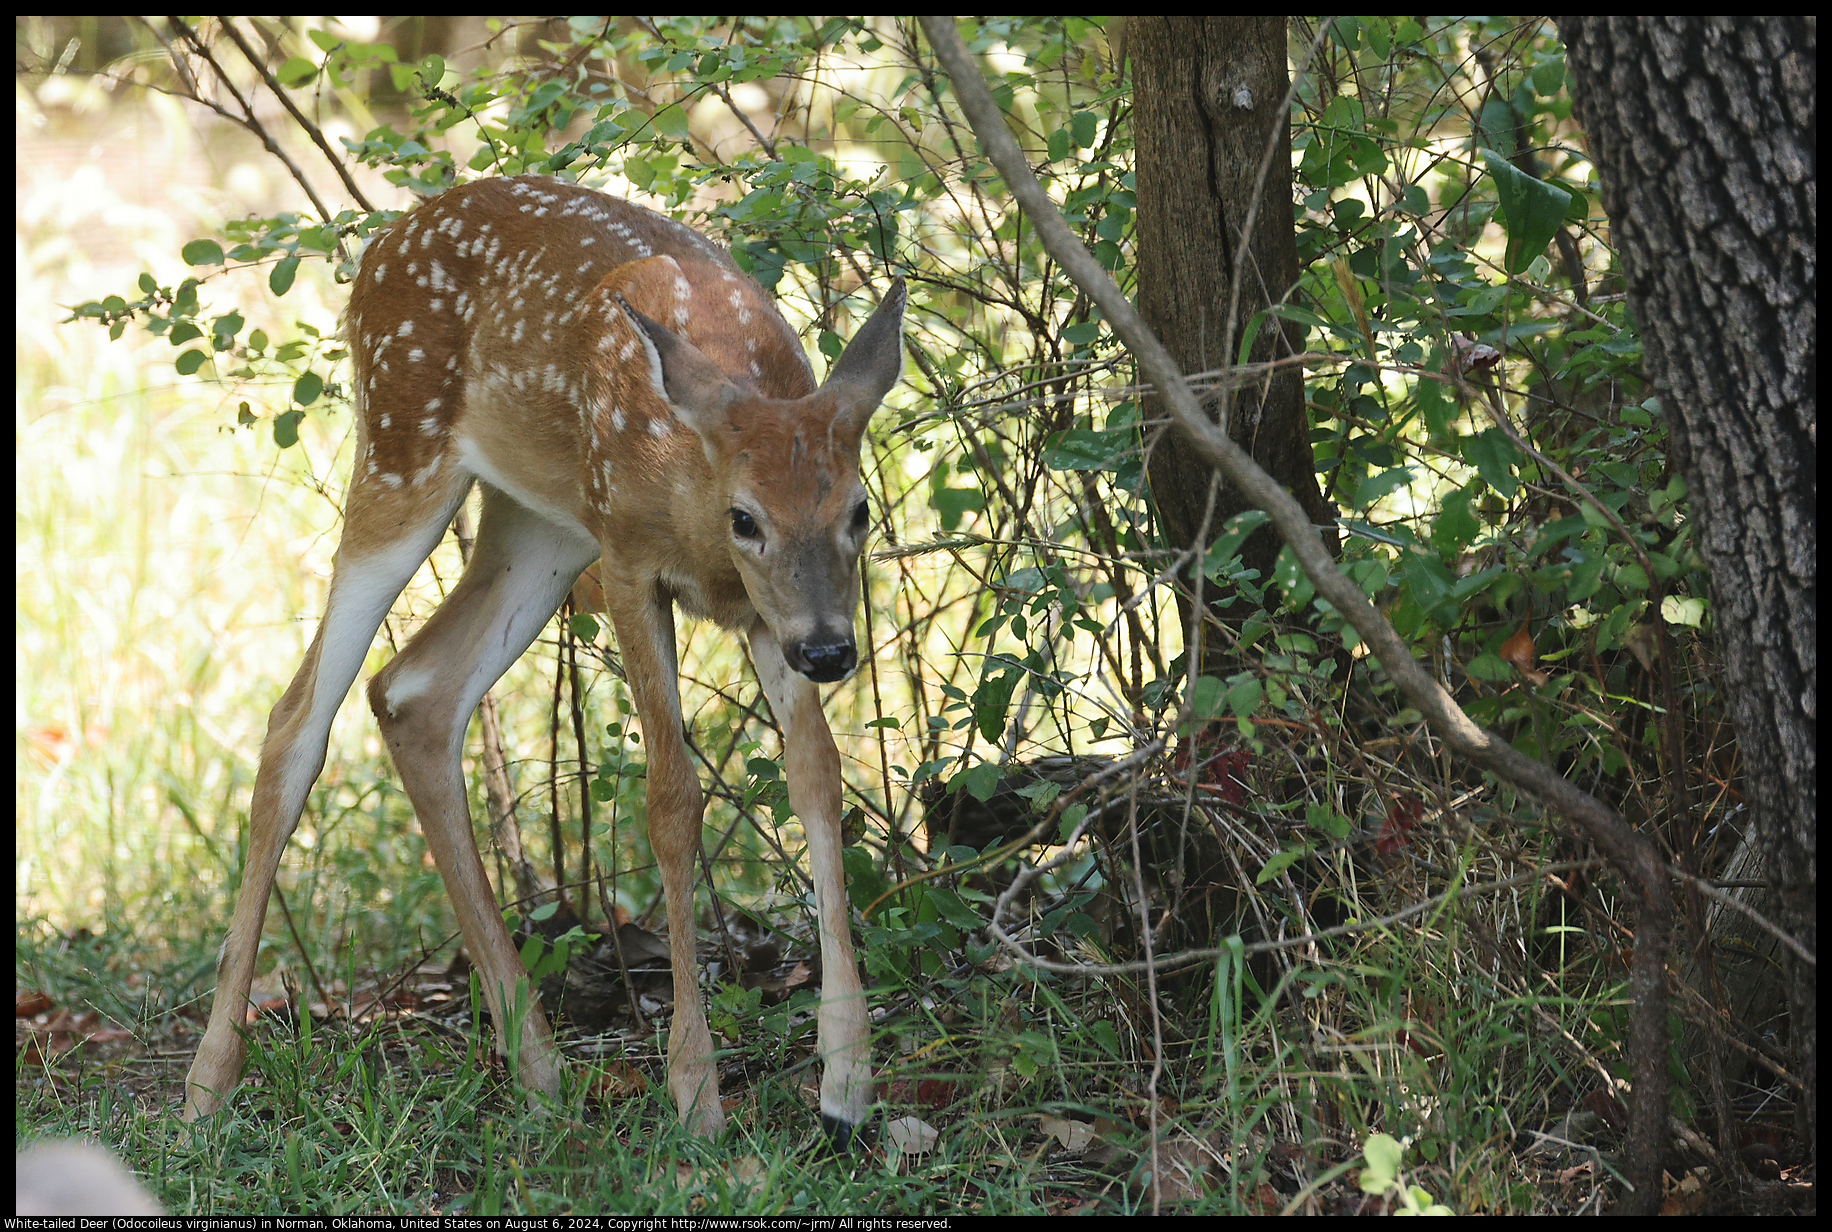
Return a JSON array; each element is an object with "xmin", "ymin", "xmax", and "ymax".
[{"xmin": 791, "ymin": 638, "xmax": 857, "ymax": 683}]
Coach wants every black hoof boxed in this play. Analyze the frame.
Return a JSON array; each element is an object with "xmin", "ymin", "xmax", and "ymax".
[{"xmin": 820, "ymin": 1112, "xmax": 873, "ymax": 1151}]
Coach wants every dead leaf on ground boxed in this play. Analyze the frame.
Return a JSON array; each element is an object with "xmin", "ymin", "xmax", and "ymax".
[
  {"xmin": 581, "ymin": 1060, "xmax": 649, "ymax": 1104},
  {"xmin": 667, "ymin": 1154, "xmax": 769, "ymax": 1198},
  {"xmin": 887, "ymin": 1115, "xmax": 939, "ymax": 1157},
  {"xmin": 1041, "ymin": 1113, "xmax": 1097, "ymax": 1151},
  {"xmin": 882, "ymin": 1073, "xmax": 968, "ymax": 1112},
  {"xmin": 1135, "ymin": 1128, "xmax": 1230, "ymax": 1206},
  {"xmin": 1660, "ymin": 1168, "xmax": 1709, "ymax": 1215}
]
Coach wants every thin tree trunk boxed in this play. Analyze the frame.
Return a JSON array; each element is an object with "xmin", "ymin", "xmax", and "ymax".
[{"xmin": 1131, "ymin": 17, "xmax": 1338, "ymax": 678}]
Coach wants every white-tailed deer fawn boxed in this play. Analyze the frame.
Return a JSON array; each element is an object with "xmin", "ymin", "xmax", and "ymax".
[{"xmin": 182, "ymin": 174, "xmax": 904, "ymax": 1142}]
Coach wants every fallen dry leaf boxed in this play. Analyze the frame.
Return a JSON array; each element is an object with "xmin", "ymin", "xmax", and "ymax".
[
  {"xmin": 582, "ymin": 1060, "xmax": 649, "ymax": 1103},
  {"xmin": 887, "ymin": 1115, "xmax": 939, "ymax": 1157},
  {"xmin": 1659, "ymin": 1168, "xmax": 1708, "ymax": 1215},
  {"xmin": 1135, "ymin": 1129, "xmax": 1230, "ymax": 1206},
  {"xmin": 1041, "ymin": 1113, "xmax": 1096, "ymax": 1151}
]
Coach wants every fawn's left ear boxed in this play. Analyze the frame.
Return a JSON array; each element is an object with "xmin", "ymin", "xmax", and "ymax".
[{"xmin": 819, "ymin": 277, "xmax": 906, "ymax": 430}]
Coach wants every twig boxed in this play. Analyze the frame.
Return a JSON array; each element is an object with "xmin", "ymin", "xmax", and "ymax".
[
  {"xmin": 212, "ymin": 17, "xmax": 375, "ymax": 213},
  {"xmin": 165, "ymin": 19, "xmax": 335, "ymax": 222},
  {"xmin": 1667, "ymin": 864, "xmax": 1817, "ymax": 966}
]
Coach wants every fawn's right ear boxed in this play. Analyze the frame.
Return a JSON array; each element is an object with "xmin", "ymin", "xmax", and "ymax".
[{"xmin": 618, "ymin": 295, "xmax": 743, "ymax": 436}]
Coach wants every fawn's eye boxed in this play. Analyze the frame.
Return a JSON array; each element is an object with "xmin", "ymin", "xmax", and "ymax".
[{"xmin": 730, "ymin": 508, "xmax": 761, "ymax": 540}]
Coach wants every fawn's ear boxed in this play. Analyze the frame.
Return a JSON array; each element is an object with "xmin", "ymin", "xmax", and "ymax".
[
  {"xmin": 819, "ymin": 277, "xmax": 906, "ymax": 432},
  {"xmin": 620, "ymin": 296, "xmax": 743, "ymax": 437}
]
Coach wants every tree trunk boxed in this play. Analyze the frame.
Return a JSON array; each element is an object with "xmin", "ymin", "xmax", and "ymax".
[
  {"xmin": 1131, "ymin": 17, "xmax": 1338, "ymax": 678},
  {"xmin": 1559, "ymin": 15, "xmax": 1816, "ymax": 1168}
]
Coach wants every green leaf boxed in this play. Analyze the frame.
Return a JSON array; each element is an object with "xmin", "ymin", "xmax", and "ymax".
[
  {"xmin": 181, "ymin": 239, "xmax": 225, "ymax": 267},
  {"xmin": 1597, "ymin": 601, "xmax": 1636, "ymax": 652},
  {"xmin": 931, "ymin": 485, "xmax": 984, "ymax": 532},
  {"xmin": 1234, "ymin": 308, "xmax": 1271, "ymax": 369},
  {"xmin": 1463, "ymin": 428, "xmax": 1521, "ymax": 499},
  {"xmin": 1400, "ymin": 552, "xmax": 1455, "ymax": 620},
  {"xmin": 1201, "ymin": 510, "xmax": 1270, "ymax": 582},
  {"xmin": 269, "ymin": 255, "xmax": 300, "ymax": 296},
  {"xmin": 1257, "ymin": 844, "xmax": 1304, "ymax": 884},
  {"xmin": 1187, "ymin": 674, "xmax": 1226, "ymax": 719},
  {"xmin": 1264, "ymin": 302, "xmax": 1333, "ymax": 332},
  {"xmin": 273, "ymin": 409, "xmax": 305, "ymax": 449},
  {"xmin": 1566, "ymin": 549, "xmax": 1607, "ymax": 601},
  {"xmin": 1531, "ymin": 58, "xmax": 1566, "ymax": 98},
  {"xmin": 292, "ymin": 370, "xmax": 323, "ymax": 407},
  {"xmin": 1431, "ymin": 490, "xmax": 1479, "ymax": 555},
  {"xmin": 1480, "ymin": 148, "xmax": 1573, "ymax": 276},
  {"xmin": 954, "ymin": 762, "xmax": 1001, "ymax": 803},
  {"xmin": 1042, "ymin": 427, "xmax": 1133, "ymax": 472},
  {"xmin": 652, "ymin": 104, "xmax": 691, "ymax": 141},
  {"xmin": 276, "ymin": 56, "xmax": 318, "ymax": 88},
  {"xmin": 1306, "ymin": 801, "xmax": 1352, "ymax": 839},
  {"xmin": 1015, "ymin": 780, "xmax": 1061, "ymax": 810},
  {"xmin": 174, "ymin": 349, "xmax": 208, "ymax": 376},
  {"xmin": 928, "ymin": 887, "xmax": 984, "ymax": 932},
  {"xmin": 1363, "ymin": 1132, "xmax": 1402, "ymax": 1183},
  {"xmin": 1466, "ymin": 652, "xmax": 1510, "ymax": 681},
  {"xmin": 1350, "ymin": 466, "xmax": 1414, "ymax": 511},
  {"xmin": 211, "ymin": 310, "xmax": 243, "ymax": 345},
  {"xmin": 999, "ymin": 566, "xmax": 1049, "ymax": 594},
  {"xmin": 1227, "ymin": 677, "xmax": 1264, "ymax": 718},
  {"xmin": 973, "ymin": 666, "xmax": 1021, "ymax": 743},
  {"xmin": 1661, "ymin": 595, "xmax": 1708, "ymax": 627}
]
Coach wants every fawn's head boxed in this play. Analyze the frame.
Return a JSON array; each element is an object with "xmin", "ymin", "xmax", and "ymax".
[{"xmin": 624, "ymin": 278, "xmax": 906, "ymax": 682}]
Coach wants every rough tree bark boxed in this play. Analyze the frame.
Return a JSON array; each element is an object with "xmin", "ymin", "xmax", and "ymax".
[
  {"xmin": 1131, "ymin": 17, "xmax": 1338, "ymax": 677},
  {"xmin": 1559, "ymin": 15, "xmax": 1816, "ymax": 1167}
]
